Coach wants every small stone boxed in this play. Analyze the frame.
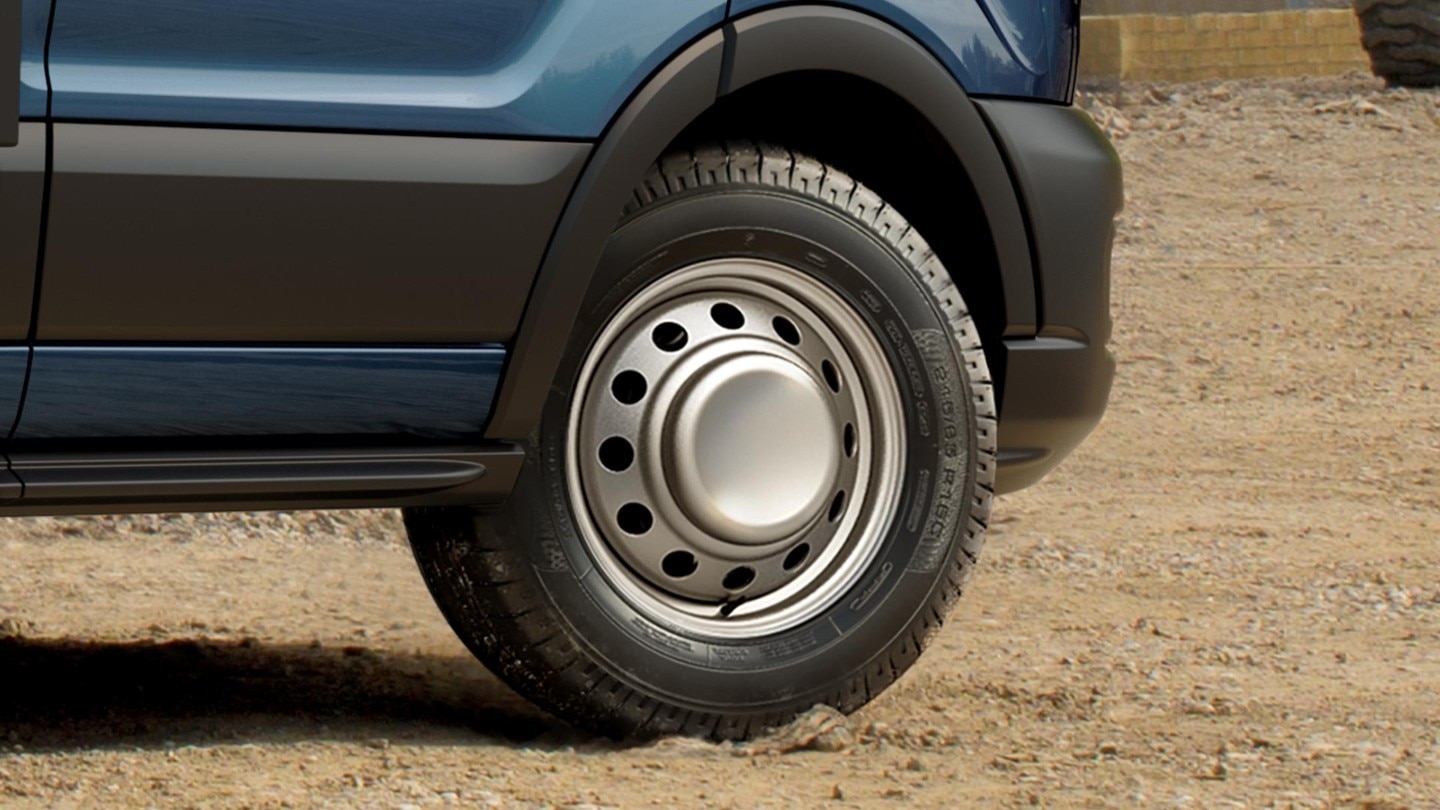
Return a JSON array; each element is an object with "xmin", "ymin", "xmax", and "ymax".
[
  {"xmin": 739, "ymin": 706, "xmax": 852, "ymax": 755},
  {"xmin": 812, "ymin": 726, "xmax": 854, "ymax": 753}
]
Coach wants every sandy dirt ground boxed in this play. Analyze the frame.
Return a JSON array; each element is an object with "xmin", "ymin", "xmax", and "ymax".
[{"xmin": 1, "ymin": 74, "xmax": 1438, "ymax": 808}]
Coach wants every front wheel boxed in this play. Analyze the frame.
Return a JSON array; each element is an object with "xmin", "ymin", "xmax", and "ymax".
[{"xmin": 405, "ymin": 144, "xmax": 996, "ymax": 739}]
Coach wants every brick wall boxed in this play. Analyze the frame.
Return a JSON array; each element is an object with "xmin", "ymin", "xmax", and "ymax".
[
  {"xmin": 1080, "ymin": 9, "xmax": 1370, "ymax": 82},
  {"xmin": 1083, "ymin": 0, "xmax": 1351, "ymax": 15}
]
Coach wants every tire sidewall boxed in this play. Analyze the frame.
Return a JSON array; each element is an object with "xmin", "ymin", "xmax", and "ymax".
[{"xmin": 519, "ymin": 188, "xmax": 978, "ymax": 710}]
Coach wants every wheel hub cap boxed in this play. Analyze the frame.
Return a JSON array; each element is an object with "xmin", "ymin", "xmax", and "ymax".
[
  {"xmin": 667, "ymin": 354, "xmax": 840, "ymax": 545},
  {"xmin": 567, "ymin": 259, "xmax": 904, "ymax": 637}
]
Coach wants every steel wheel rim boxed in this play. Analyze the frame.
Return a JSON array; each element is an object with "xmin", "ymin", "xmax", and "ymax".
[{"xmin": 566, "ymin": 258, "xmax": 905, "ymax": 639}]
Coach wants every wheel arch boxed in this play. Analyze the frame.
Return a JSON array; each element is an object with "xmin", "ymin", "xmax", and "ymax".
[
  {"xmin": 486, "ymin": 6, "xmax": 1036, "ymax": 440},
  {"xmin": 672, "ymin": 71, "xmax": 1018, "ymax": 390}
]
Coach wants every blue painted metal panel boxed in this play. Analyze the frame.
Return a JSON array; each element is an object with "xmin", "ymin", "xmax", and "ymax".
[
  {"xmin": 728, "ymin": 0, "xmax": 1073, "ymax": 101},
  {"xmin": 14, "ymin": 347, "xmax": 506, "ymax": 441},
  {"xmin": 0, "ymin": 347, "xmax": 27, "ymax": 437},
  {"xmin": 19, "ymin": 0, "xmax": 50, "ymax": 118},
  {"xmin": 47, "ymin": 0, "xmax": 725, "ymax": 138}
]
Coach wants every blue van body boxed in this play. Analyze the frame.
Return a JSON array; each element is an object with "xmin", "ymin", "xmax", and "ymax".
[
  {"xmin": 0, "ymin": 0, "xmax": 1113, "ymax": 510},
  {"xmin": 24, "ymin": 0, "xmax": 1073, "ymax": 134}
]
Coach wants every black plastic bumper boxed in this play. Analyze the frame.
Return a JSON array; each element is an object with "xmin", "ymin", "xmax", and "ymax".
[
  {"xmin": 994, "ymin": 336, "xmax": 1115, "ymax": 492},
  {"xmin": 973, "ymin": 99, "xmax": 1122, "ymax": 494}
]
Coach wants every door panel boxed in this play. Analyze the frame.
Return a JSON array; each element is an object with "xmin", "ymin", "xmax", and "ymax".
[
  {"xmin": 2, "ymin": 0, "xmax": 50, "ymax": 458},
  {"xmin": 0, "ymin": 123, "xmax": 40, "ymax": 485},
  {"xmin": 0, "ymin": 122, "xmax": 42, "ymax": 340},
  {"xmin": 38, "ymin": 126, "xmax": 587, "ymax": 342},
  {"xmin": 47, "ymin": 0, "xmax": 726, "ymax": 138}
]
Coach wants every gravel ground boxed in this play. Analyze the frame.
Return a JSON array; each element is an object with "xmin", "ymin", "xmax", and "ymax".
[{"xmin": 2, "ymin": 73, "xmax": 1438, "ymax": 808}]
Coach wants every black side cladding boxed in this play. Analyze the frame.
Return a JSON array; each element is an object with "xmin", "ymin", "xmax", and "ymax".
[
  {"xmin": 975, "ymin": 99, "xmax": 1120, "ymax": 348},
  {"xmin": 37, "ymin": 126, "xmax": 588, "ymax": 343},
  {"xmin": 974, "ymin": 99, "xmax": 1121, "ymax": 494}
]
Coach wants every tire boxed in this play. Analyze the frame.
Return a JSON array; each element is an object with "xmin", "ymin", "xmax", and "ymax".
[
  {"xmin": 1355, "ymin": 0, "xmax": 1440, "ymax": 87},
  {"xmin": 404, "ymin": 143, "xmax": 997, "ymax": 740}
]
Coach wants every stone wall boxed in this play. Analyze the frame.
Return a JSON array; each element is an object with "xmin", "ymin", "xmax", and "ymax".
[
  {"xmin": 1080, "ymin": 8, "xmax": 1370, "ymax": 82},
  {"xmin": 1083, "ymin": 0, "xmax": 1350, "ymax": 14}
]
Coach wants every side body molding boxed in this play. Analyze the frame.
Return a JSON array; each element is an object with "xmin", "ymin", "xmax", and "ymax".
[{"xmin": 485, "ymin": 8, "xmax": 1037, "ymax": 439}]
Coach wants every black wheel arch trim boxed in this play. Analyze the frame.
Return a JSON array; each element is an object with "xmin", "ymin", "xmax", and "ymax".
[
  {"xmin": 720, "ymin": 6, "xmax": 1037, "ymax": 335},
  {"xmin": 485, "ymin": 7, "xmax": 1038, "ymax": 439}
]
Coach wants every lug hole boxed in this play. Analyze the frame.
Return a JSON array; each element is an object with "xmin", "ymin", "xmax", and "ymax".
[
  {"xmin": 722, "ymin": 566, "xmax": 756, "ymax": 591},
  {"xmin": 598, "ymin": 437, "xmax": 635, "ymax": 472},
  {"xmin": 661, "ymin": 550, "xmax": 698, "ymax": 578},
  {"xmin": 827, "ymin": 490, "xmax": 847, "ymax": 523},
  {"xmin": 782, "ymin": 543, "xmax": 811, "ymax": 571},
  {"xmin": 821, "ymin": 359, "xmax": 841, "ymax": 393},
  {"xmin": 611, "ymin": 370, "xmax": 648, "ymax": 404},
  {"xmin": 710, "ymin": 303, "xmax": 745, "ymax": 330},
  {"xmin": 772, "ymin": 316, "xmax": 801, "ymax": 346},
  {"xmin": 617, "ymin": 503, "xmax": 653, "ymax": 535},
  {"xmin": 652, "ymin": 322, "xmax": 688, "ymax": 352},
  {"xmin": 843, "ymin": 423, "xmax": 856, "ymax": 458}
]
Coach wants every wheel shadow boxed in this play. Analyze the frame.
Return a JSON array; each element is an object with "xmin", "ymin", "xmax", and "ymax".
[{"xmin": 0, "ymin": 635, "xmax": 607, "ymax": 753}]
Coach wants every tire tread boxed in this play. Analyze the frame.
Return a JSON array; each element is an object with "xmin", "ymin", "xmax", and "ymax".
[{"xmin": 1355, "ymin": 0, "xmax": 1440, "ymax": 86}]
